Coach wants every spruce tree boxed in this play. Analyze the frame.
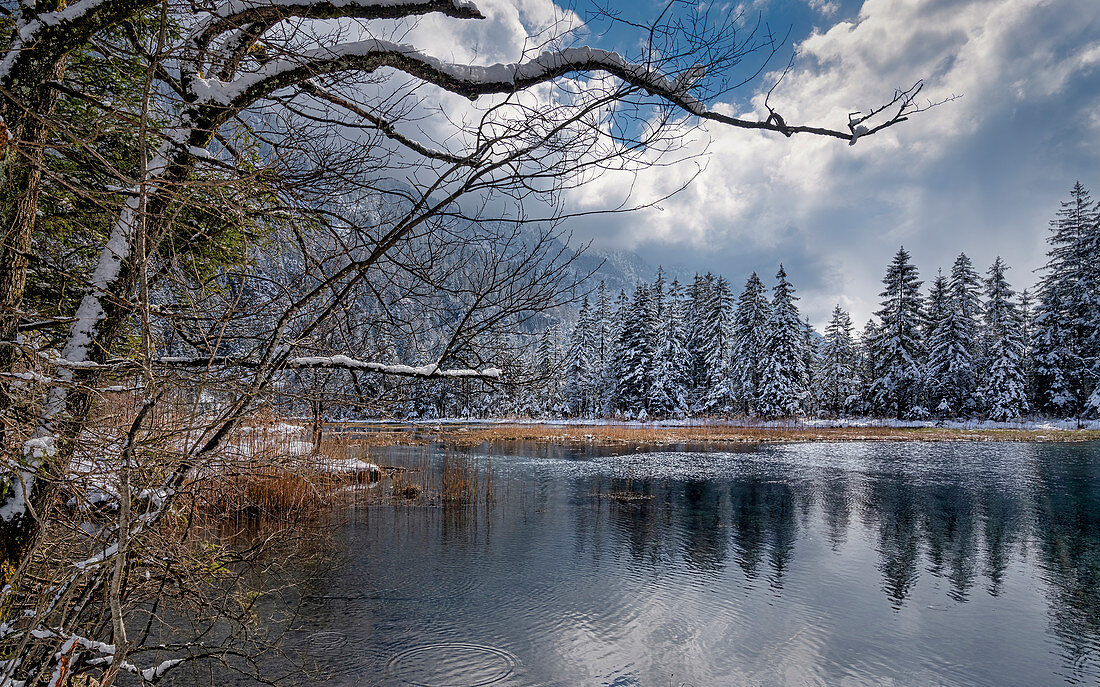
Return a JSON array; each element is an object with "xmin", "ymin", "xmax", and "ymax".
[
  {"xmin": 613, "ymin": 284, "xmax": 654, "ymax": 417},
  {"xmin": 535, "ymin": 324, "xmax": 566, "ymax": 416},
  {"xmin": 924, "ymin": 270, "xmax": 951, "ymax": 414},
  {"xmin": 703, "ymin": 275, "xmax": 737, "ymax": 413},
  {"xmin": 604, "ymin": 288, "xmax": 631, "ymax": 413},
  {"xmin": 1033, "ymin": 182, "xmax": 1100, "ymax": 415},
  {"xmin": 684, "ymin": 274, "xmax": 713, "ymax": 405},
  {"xmin": 872, "ymin": 247, "xmax": 926, "ymax": 418},
  {"xmin": 978, "ymin": 258, "xmax": 1029, "ymax": 420},
  {"xmin": 925, "ymin": 254, "xmax": 982, "ymax": 416},
  {"xmin": 924, "ymin": 270, "xmax": 949, "ymax": 342},
  {"xmin": 730, "ymin": 272, "xmax": 771, "ymax": 415},
  {"xmin": 819, "ymin": 305, "xmax": 860, "ymax": 415},
  {"xmin": 859, "ymin": 319, "xmax": 882, "ymax": 415},
  {"xmin": 1018, "ymin": 288, "xmax": 1037, "ymax": 409},
  {"xmin": 650, "ymin": 277, "xmax": 691, "ymax": 416},
  {"xmin": 564, "ymin": 297, "xmax": 597, "ymax": 416},
  {"xmin": 593, "ymin": 281, "xmax": 616, "ymax": 414},
  {"xmin": 950, "ymin": 252, "xmax": 984, "ymax": 404},
  {"xmin": 802, "ymin": 318, "xmax": 821, "ymax": 416},
  {"xmin": 1032, "ymin": 290, "xmax": 1076, "ymax": 415},
  {"xmin": 757, "ymin": 266, "xmax": 807, "ymax": 418}
]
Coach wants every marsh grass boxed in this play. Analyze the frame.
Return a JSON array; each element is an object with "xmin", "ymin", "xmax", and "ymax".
[
  {"xmin": 384, "ymin": 448, "xmax": 496, "ymax": 507},
  {"xmin": 592, "ymin": 476, "xmax": 656, "ymax": 503},
  {"xmin": 192, "ymin": 418, "xmax": 500, "ymax": 515},
  {"xmin": 406, "ymin": 422, "xmax": 1100, "ymax": 447},
  {"xmin": 186, "ymin": 421, "xmax": 381, "ymax": 519}
]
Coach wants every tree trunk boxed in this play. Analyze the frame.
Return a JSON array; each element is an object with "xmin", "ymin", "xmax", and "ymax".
[
  {"xmin": 0, "ymin": 58, "xmax": 67, "ymax": 448},
  {"xmin": 0, "ymin": 142, "xmax": 199, "ymax": 573}
]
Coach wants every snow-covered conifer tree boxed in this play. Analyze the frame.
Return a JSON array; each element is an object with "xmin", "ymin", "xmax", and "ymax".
[
  {"xmin": 924, "ymin": 254, "xmax": 982, "ymax": 416},
  {"xmin": 950, "ymin": 253, "xmax": 984, "ymax": 402},
  {"xmin": 819, "ymin": 305, "xmax": 860, "ymax": 415},
  {"xmin": 1032, "ymin": 290, "xmax": 1077, "ymax": 416},
  {"xmin": 802, "ymin": 318, "xmax": 821, "ymax": 416},
  {"xmin": 613, "ymin": 284, "xmax": 654, "ymax": 416},
  {"xmin": 978, "ymin": 258, "xmax": 1029, "ymax": 420},
  {"xmin": 1033, "ymin": 182, "xmax": 1100, "ymax": 415},
  {"xmin": 924, "ymin": 270, "xmax": 951, "ymax": 414},
  {"xmin": 871, "ymin": 247, "xmax": 926, "ymax": 418},
  {"xmin": 603, "ymin": 287, "xmax": 631, "ymax": 412},
  {"xmin": 535, "ymin": 324, "xmax": 566, "ymax": 416},
  {"xmin": 686, "ymin": 273, "xmax": 712, "ymax": 404},
  {"xmin": 924, "ymin": 270, "xmax": 949, "ymax": 341},
  {"xmin": 684, "ymin": 273, "xmax": 731, "ymax": 412},
  {"xmin": 757, "ymin": 266, "xmax": 807, "ymax": 418},
  {"xmin": 565, "ymin": 297, "xmax": 597, "ymax": 416},
  {"xmin": 858, "ymin": 319, "xmax": 882, "ymax": 415},
  {"xmin": 730, "ymin": 272, "xmax": 771, "ymax": 415},
  {"xmin": 703, "ymin": 275, "xmax": 737, "ymax": 413},
  {"xmin": 593, "ymin": 281, "xmax": 617, "ymax": 414},
  {"xmin": 650, "ymin": 277, "xmax": 691, "ymax": 416}
]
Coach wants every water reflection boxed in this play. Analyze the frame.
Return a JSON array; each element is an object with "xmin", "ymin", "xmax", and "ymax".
[{"xmin": 222, "ymin": 441, "xmax": 1100, "ymax": 686}]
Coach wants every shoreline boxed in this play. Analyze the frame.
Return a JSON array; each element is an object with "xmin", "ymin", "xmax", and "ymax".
[{"xmin": 322, "ymin": 420, "xmax": 1100, "ymax": 447}]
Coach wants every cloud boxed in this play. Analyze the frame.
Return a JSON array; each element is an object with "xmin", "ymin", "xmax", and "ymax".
[
  {"xmin": 560, "ymin": 0, "xmax": 1100, "ymax": 327},
  {"xmin": 805, "ymin": 0, "xmax": 841, "ymax": 17}
]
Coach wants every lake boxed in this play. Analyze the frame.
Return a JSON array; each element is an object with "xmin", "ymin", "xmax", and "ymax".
[{"xmin": 239, "ymin": 440, "xmax": 1100, "ymax": 686}]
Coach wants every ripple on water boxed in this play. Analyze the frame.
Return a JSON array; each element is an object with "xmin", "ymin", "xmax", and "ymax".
[
  {"xmin": 305, "ymin": 574, "xmax": 482, "ymax": 604},
  {"xmin": 383, "ymin": 643, "xmax": 518, "ymax": 687},
  {"xmin": 304, "ymin": 631, "xmax": 349, "ymax": 651}
]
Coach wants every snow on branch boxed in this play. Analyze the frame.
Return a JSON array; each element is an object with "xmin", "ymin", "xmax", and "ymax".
[
  {"xmin": 45, "ymin": 353, "xmax": 502, "ymax": 379},
  {"xmin": 19, "ymin": 625, "xmax": 187, "ymax": 684},
  {"xmin": 190, "ymin": 41, "xmax": 708, "ymax": 112},
  {"xmin": 1, "ymin": 0, "xmax": 161, "ymax": 83},
  {"xmin": 285, "ymin": 355, "xmax": 502, "ymax": 378},
  {"xmin": 187, "ymin": 38, "xmax": 925, "ymax": 142},
  {"xmin": 192, "ymin": 0, "xmax": 483, "ymax": 54}
]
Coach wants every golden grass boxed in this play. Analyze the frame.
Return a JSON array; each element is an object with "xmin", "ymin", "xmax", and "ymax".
[
  {"xmin": 192, "ymin": 459, "xmax": 378, "ymax": 518},
  {"xmin": 191, "ymin": 424, "xmax": 497, "ymax": 516},
  {"xmin": 393, "ymin": 422, "xmax": 1100, "ymax": 448},
  {"xmin": 188, "ymin": 422, "xmax": 383, "ymax": 518}
]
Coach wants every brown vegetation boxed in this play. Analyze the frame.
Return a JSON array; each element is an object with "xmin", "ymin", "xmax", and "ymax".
[
  {"xmin": 383, "ymin": 422, "xmax": 1100, "ymax": 448},
  {"xmin": 189, "ymin": 421, "xmax": 497, "ymax": 517}
]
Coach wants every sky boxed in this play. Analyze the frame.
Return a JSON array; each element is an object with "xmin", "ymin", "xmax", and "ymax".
[{"xmin": 391, "ymin": 0, "xmax": 1100, "ymax": 328}]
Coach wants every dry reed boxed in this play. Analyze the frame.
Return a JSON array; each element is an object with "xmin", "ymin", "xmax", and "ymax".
[
  {"xmin": 405, "ymin": 422, "xmax": 1100, "ymax": 448},
  {"xmin": 186, "ymin": 421, "xmax": 381, "ymax": 519}
]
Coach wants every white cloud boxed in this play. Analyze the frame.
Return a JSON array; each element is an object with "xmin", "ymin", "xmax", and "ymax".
[{"xmin": 806, "ymin": 0, "xmax": 840, "ymax": 17}]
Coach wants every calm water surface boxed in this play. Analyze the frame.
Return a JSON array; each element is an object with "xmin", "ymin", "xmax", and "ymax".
[{"xmin": 261, "ymin": 441, "xmax": 1100, "ymax": 686}]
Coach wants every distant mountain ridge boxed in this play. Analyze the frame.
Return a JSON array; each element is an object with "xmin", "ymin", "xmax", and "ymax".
[{"xmin": 571, "ymin": 247, "xmax": 690, "ymax": 296}]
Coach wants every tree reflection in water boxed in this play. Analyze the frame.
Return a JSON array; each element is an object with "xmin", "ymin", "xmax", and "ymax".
[
  {"xmin": 218, "ymin": 441, "xmax": 1100, "ymax": 686},
  {"xmin": 578, "ymin": 442, "xmax": 1100, "ymax": 675}
]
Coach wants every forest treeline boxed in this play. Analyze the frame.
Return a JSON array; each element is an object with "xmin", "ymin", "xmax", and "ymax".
[{"xmin": 400, "ymin": 182, "xmax": 1100, "ymax": 421}]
